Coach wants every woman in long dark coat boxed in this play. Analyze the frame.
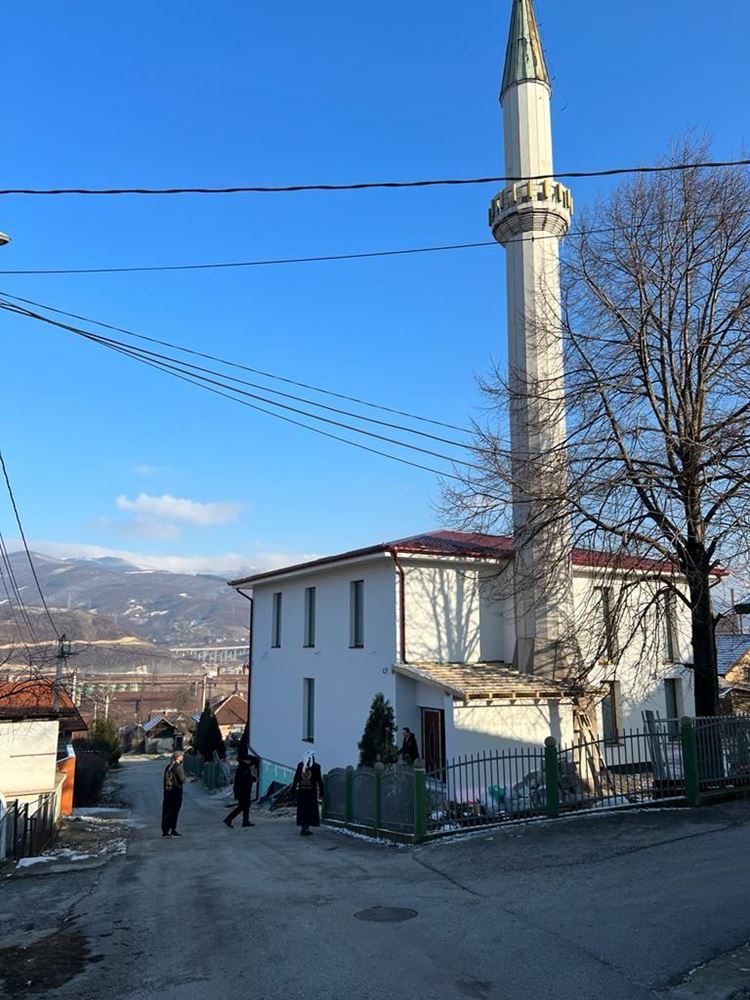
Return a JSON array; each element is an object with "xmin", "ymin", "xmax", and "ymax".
[
  {"xmin": 292, "ymin": 752, "xmax": 324, "ymax": 836},
  {"xmin": 223, "ymin": 755, "xmax": 258, "ymax": 828}
]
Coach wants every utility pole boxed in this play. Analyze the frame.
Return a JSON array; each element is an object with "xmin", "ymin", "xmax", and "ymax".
[{"xmin": 53, "ymin": 634, "xmax": 71, "ymax": 712}]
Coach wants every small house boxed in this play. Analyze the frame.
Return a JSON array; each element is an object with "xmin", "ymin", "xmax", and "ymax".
[
  {"xmin": 141, "ymin": 715, "xmax": 178, "ymax": 754},
  {"xmin": 0, "ymin": 679, "xmax": 87, "ymax": 818}
]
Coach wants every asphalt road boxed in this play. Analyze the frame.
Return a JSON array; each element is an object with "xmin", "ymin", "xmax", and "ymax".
[{"xmin": 2, "ymin": 758, "xmax": 750, "ymax": 1000}]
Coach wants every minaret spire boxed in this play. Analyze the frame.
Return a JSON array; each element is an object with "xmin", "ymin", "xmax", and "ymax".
[
  {"xmin": 489, "ymin": 0, "xmax": 577, "ymax": 679},
  {"xmin": 501, "ymin": 0, "xmax": 550, "ymax": 100}
]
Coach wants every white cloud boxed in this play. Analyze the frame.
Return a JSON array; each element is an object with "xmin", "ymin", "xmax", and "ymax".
[
  {"xmin": 12, "ymin": 540, "xmax": 318, "ymax": 577},
  {"xmin": 116, "ymin": 493, "xmax": 244, "ymax": 527}
]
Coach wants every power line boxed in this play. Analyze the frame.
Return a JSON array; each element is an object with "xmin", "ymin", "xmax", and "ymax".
[
  {"xmin": 0, "ymin": 291, "xmax": 471, "ymax": 435},
  {"xmin": 0, "ymin": 532, "xmax": 40, "ymax": 651},
  {"xmin": 0, "ymin": 450, "xmax": 60, "ymax": 639},
  {"xmin": 3, "ymin": 200, "xmax": 748, "ymax": 277},
  {"xmin": 0, "ymin": 299, "xmax": 471, "ymax": 483},
  {"xmin": 0, "ymin": 294, "xmax": 474, "ymax": 450},
  {"xmin": 0, "ymin": 157, "xmax": 748, "ymax": 197},
  {"xmin": 0, "ymin": 241, "xmax": 496, "ymax": 276}
]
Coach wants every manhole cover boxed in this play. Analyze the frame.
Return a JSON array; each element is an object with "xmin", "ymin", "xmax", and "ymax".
[{"xmin": 354, "ymin": 906, "xmax": 417, "ymax": 923}]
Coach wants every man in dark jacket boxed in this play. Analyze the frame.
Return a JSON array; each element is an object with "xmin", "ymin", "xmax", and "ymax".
[
  {"xmin": 292, "ymin": 753, "xmax": 324, "ymax": 836},
  {"xmin": 162, "ymin": 751, "xmax": 186, "ymax": 838},
  {"xmin": 223, "ymin": 755, "xmax": 258, "ymax": 828},
  {"xmin": 400, "ymin": 727, "xmax": 420, "ymax": 765}
]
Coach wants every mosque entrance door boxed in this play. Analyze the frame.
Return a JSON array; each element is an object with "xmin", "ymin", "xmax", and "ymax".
[{"xmin": 421, "ymin": 708, "xmax": 446, "ymax": 775}]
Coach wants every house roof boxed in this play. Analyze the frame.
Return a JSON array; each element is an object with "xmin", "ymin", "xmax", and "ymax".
[
  {"xmin": 0, "ymin": 679, "xmax": 87, "ymax": 731},
  {"xmin": 211, "ymin": 693, "xmax": 247, "ymax": 727},
  {"xmin": 228, "ymin": 529, "xmax": 677, "ymax": 588},
  {"xmin": 142, "ymin": 714, "xmax": 176, "ymax": 733},
  {"xmin": 717, "ymin": 635, "xmax": 750, "ymax": 678},
  {"xmin": 393, "ymin": 661, "xmax": 576, "ymax": 702}
]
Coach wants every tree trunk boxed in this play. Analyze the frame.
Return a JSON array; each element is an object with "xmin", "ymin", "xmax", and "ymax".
[{"xmin": 686, "ymin": 551, "xmax": 720, "ymax": 718}]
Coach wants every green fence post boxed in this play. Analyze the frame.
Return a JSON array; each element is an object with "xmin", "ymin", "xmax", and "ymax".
[
  {"xmin": 374, "ymin": 762, "xmax": 384, "ymax": 833},
  {"xmin": 322, "ymin": 771, "xmax": 330, "ymax": 821},
  {"xmin": 544, "ymin": 737, "xmax": 560, "ymax": 818},
  {"xmin": 413, "ymin": 758, "xmax": 427, "ymax": 843},
  {"xmin": 681, "ymin": 717, "xmax": 700, "ymax": 806},
  {"xmin": 345, "ymin": 766, "xmax": 354, "ymax": 824}
]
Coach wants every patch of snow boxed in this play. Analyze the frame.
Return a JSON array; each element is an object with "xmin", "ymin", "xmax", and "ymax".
[
  {"xmin": 326, "ymin": 826, "xmax": 409, "ymax": 848},
  {"xmin": 16, "ymin": 848, "xmax": 93, "ymax": 868}
]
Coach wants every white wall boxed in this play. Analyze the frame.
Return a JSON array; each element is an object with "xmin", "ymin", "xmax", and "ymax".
[
  {"xmin": 572, "ymin": 570, "xmax": 696, "ymax": 732},
  {"xmin": 246, "ymin": 549, "xmax": 702, "ymax": 774},
  {"xmin": 249, "ymin": 555, "xmax": 398, "ymax": 770},
  {"xmin": 0, "ymin": 719, "xmax": 59, "ymax": 799},
  {"xmin": 449, "ymin": 700, "xmax": 576, "ymax": 757},
  {"xmin": 401, "ymin": 559, "xmax": 514, "ymax": 664}
]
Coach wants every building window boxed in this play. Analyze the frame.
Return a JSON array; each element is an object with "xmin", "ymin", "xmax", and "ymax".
[
  {"xmin": 601, "ymin": 681, "xmax": 622, "ymax": 743},
  {"xmin": 302, "ymin": 678, "xmax": 315, "ymax": 742},
  {"xmin": 664, "ymin": 677, "xmax": 682, "ymax": 738},
  {"xmin": 271, "ymin": 592, "xmax": 282, "ymax": 648},
  {"xmin": 596, "ymin": 587, "xmax": 618, "ymax": 661},
  {"xmin": 303, "ymin": 587, "xmax": 316, "ymax": 648},
  {"xmin": 350, "ymin": 580, "xmax": 364, "ymax": 648},
  {"xmin": 662, "ymin": 591, "xmax": 677, "ymax": 662}
]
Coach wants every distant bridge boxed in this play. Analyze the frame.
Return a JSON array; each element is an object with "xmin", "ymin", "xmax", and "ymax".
[{"xmin": 169, "ymin": 645, "xmax": 248, "ymax": 666}]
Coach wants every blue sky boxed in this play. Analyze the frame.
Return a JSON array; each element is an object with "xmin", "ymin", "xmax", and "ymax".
[{"xmin": 1, "ymin": 0, "xmax": 748, "ymax": 575}]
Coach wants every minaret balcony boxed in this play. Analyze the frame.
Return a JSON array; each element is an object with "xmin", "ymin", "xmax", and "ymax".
[{"xmin": 489, "ymin": 179, "xmax": 573, "ymax": 244}]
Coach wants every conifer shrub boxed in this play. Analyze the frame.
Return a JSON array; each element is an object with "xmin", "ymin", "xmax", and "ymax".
[{"xmin": 357, "ymin": 693, "xmax": 398, "ymax": 767}]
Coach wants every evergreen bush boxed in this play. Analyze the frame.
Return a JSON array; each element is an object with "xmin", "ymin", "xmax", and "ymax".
[{"xmin": 358, "ymin": 693, "xmax": 398, "ymax": 767}]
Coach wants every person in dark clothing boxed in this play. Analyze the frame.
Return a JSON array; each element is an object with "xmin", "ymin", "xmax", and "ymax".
[
  {"xmin": 223, "ymin": 755, "xmax": 258, "ymax": 828},
  {"xmin": 400, "ymin": 727, "xmax": 420, "ymax": 765},
  {"xmin": 162, "ymin": 751, "xmax": 186, "ymax": 837},
  {"xmin": 292, "ymin": 752, "xmax": 324, "ymax": 836}
]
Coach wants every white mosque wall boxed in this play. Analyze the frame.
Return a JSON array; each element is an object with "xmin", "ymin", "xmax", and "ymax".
[
  {"xmin": 572, "ymin": 569, "xmax": 696, "ymax": 734},
  {"xmin": 447, "ymin": 699, "xmax": 576, "ymax": 758},
  {"xmin": 398, "ymin": 558, "xmax": 514, "ymax": 665},
  {"xmin": 248, "ymin": 555, "xmax": 399, "ymax": 772}
]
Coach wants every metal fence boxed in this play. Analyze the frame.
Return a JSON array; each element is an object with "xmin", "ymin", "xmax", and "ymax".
[
  {"xmin": 694, "ymin": 715, "xmax": 750, "ymax": 790},
  {"xmin": 324, "ymin": 767, "xmax": 348, "ymax": 821},
  {"xmin": 426, "ymin": 747, "xmax": 547, "ymax": 833},
  {"xmin": 557, "ymin": 722, "xmax": 685, "ymax": 812},
  {"xmin": 183, "ymin": 752, "xmax": 232, "ymax": 790},
  {"xmin": 321, "ymin": 715, "xmax": 750, "ymax": 844},
  {"xmin": 0, "ymin": 793, "xmax": 56, "ymax": 861},
  {"xmin": 322, "ymin": 763, "xmax": 419, "ymax": 837}
]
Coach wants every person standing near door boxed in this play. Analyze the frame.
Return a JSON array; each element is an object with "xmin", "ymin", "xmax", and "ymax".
[
  {"xmin": 162, "ymin": 751, "xmax": 186, "ymax": 838},
  {"xmin": 399, "ymin": 727, "xmax": 420, "ymax": 765}
]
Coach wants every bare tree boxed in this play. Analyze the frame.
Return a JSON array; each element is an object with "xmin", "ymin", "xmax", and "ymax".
[{"xmin": 446, "ymin": 142, "xmax": 750, "ymax": 717}]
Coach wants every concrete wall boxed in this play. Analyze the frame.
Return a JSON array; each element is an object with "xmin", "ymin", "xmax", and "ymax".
[
  {"xmin": 571, "ymin": 570, "xmax": 696, "ymax": 734},
  {"xmin": 0, "ymin": 718, "xmax": 59, "ymax": 800},
  {"xmin": 249, "ymin": 555, "xmax": 398, "ymax": 770},
  {"xmin": 449, "ymin": 700, "xmax": 576, "ymax": 756},
  {"xmin": 401, "ymin": 559, "xmax": 514, "ymax": 664}
]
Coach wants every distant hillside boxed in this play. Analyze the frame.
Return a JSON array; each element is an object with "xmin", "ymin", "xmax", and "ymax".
[
  {"xmin": 0, "ymin": 606, "xmax": 210, "ymax": 675},
  {"xmin": 4, "ymin": 551, "xmax": 251, "ymax": 647}
]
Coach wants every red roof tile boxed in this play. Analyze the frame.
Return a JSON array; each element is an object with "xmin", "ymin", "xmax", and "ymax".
[
  {"xmin": 228, "ymin": 529, "xmax": 683, "ymax": 587},
  {"xmin": 0, "ymin": 679, "xmax": 88, "ymax": 731}
]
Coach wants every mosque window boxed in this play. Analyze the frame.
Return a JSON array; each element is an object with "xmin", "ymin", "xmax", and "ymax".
[{"xmin": 271, "ymin": 592, "xmax": 282, "ymax": 648}]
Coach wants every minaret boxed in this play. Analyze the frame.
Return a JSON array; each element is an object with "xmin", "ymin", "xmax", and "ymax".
[{"xmin": 489, "ymin": 0, "xmax": 576, "ymax": 678}]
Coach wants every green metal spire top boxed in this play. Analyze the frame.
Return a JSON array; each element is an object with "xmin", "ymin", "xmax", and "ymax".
[{"xmin": 500, "ymin": 0, "xmax": 551, "ymax": 101}]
